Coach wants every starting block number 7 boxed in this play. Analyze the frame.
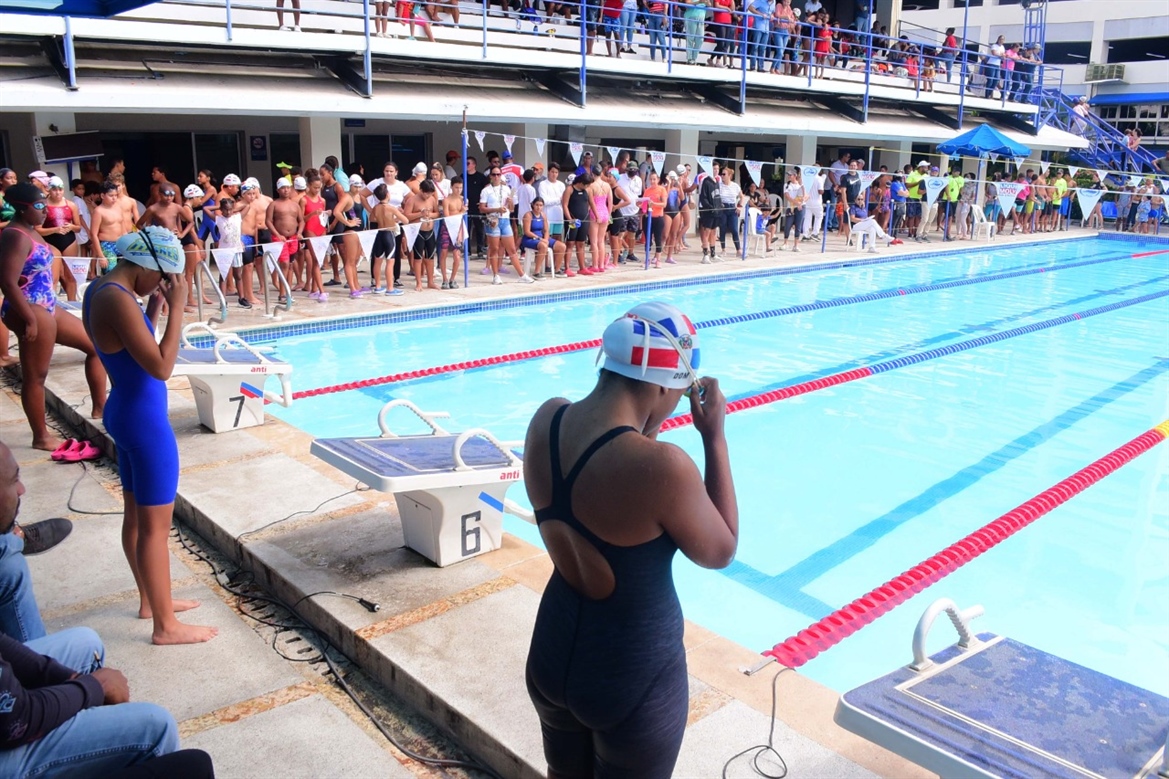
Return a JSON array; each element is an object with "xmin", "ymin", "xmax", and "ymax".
[{"xmin": 228, "ymin": 395, "xmax": 246, "ymax": 428}]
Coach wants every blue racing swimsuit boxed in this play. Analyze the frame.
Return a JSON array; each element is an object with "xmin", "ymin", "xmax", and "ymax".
[
  {"xmin": 82, "ymin": 282, "xmax": 179, "ymax": 507},
  {"xmin": 526, "ymin": 404, "xmax": 688, "ymax": 779}
]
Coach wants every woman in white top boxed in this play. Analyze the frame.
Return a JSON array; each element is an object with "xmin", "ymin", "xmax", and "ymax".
[{"xmin": 780, "ymin": 170, "xmax": 806, "ymax": 251}]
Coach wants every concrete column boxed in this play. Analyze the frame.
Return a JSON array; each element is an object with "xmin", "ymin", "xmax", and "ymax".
[
  {"xmin": 665, "ymin": 128, "xmax": 699, "ymax": 172},
  {"xmin": 874, "ymin": 0, "xmax": 898, "ymax": 39},
  {"xmin": 784, "ymin": 134, "xmax": 817, "ymax": 166},
  {"xmin": 298, "ymin": 116, "xmax": 342, "ymax": 171},
  {"xmin": 880, "ymin": 139, "xmax": 913, "ymax": 172}
]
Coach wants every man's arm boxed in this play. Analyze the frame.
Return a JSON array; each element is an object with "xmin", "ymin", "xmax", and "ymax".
[{"xmin": 0, "ymin": 633, "xmax": 104, "ymax": 749}]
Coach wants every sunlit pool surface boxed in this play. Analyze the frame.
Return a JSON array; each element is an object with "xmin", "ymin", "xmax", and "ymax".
[{"xmin": 264, "ymin": 237, "xmax": 1169, "ymax": 695}]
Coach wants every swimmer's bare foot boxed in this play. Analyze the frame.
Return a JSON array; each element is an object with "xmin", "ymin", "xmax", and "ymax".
[
  {"xmin": 140, "ymin": 598, "xmax": 201, "ymax": 619},
  {"xmin": 0, "ymin": 354, "xmax": 18, "ymax": 368},
  {"xmin": 152, "ymin": 622, "xmax": 218, "ymax": 645},
  {"xmin": 91, "ymin": 403, "xmax": 104, "ymax": 420},
  {"xmin": 202, "ymin": 295, "xmax": 214, "ymax": 304},
  {"xmin": 33, "ymin": 436, "xmax": 65, "ymax": 452},
  {"xmin": 184, "ymin": 305, "xmax": 197, "ymax": 314},
  {"xmin": 427, "ymin": 283, "xmax": 441, "ymax": 290},
  {"xmin": 414, "ymin": 284, "xmax": 423, "ymax": 292}
]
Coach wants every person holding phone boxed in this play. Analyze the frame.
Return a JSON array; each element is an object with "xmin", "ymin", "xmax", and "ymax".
[
  {"xmin": 523, "ymin": 301, "xmax": 738, "ymax": 778},
  {"xmin": 82, "ymin": 228, "xmax": 218, "ymax": 646}
]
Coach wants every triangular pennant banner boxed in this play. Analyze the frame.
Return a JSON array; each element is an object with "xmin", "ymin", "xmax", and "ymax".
[
  {"xmin": 402, "ymin": 222, "xmax": 422, "ymax": 250},
  {"xmin": 696, "ymin": 155, "xmax": 714, "ymax": 174},
  {"xmin": 1068, "ymin": 165, "xmax": 1079, "ymax": 178},
  {"xmin": 535, "ymin": 138, "xmax": 545, "ymax": 156},
  {"xmin": 800, "ymin": 165, "xmax": 820, "ymax": 186},
  {"xmin": 607, "ymin": 146, "xmax": 621, "ymax": 165},
  {"xmin": 924, "ymin": 176, "xmax": 947, "ymax": 206},
  {"xmin": 442, "ymin": 214, "xmax": 465, "ymax": 244},
  {"xmin": 569, "ymin": 143, "xmax": 583, "ymax": 165},
  {"xmin": 503, "ymin": 135, "xmax": 516, "ymax": 154},
  {"xmin": 356, "ymin": 229, "xmax": 378, "ymax": 260},
  {"xmin": 1040, "ymin": 160, "xmax": 1051, "ymax": 175},
  {"xmin": 1013, "ymin": 156, "xmax": 1026, "ymax": 170},
  {"xmin": 474, "ymin": 131, "xmax": 486, "ymax": 152},
  {"xmin": 259, "ymin": 241, "xmax": 283, "ymax": 274},
  {"xmin": 858, "ymin": 170, "xmax": 882, "ymax": 193},
  {"xmin": 306, "ymin": 235, "xmax": 332, "ymax": 267},
  {"xmin": 210, "ymin": 247, "xmax": 238, "ymax": 281},
  {"xmin": 744, "ymin": 160, "xmax": 762, "ymax": 185},
  {"xmin": 650, "ymin": 151, "xmax": 667, "ymax": 175},
  {"xmin": 1076, "ymin": 188, "xmax": 1104, "ymax": 219},
  {"xmin": 989, "ymin": 152, "xmax": 999, "ymax": 162},
  {"xmin": 994, "ymin": 181, "xmax": 1025, "ymax": 216}
]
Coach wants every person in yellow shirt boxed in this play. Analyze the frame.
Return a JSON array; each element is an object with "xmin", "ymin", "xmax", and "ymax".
[
  {"xmin": 1051, "ymin": 170, "xmax": 1068, "ymax": 231},
  {"xmin": 943, "ymin": 168, "xmax": 963, "ymax": 241},
  {"xmin": 905, "ymin": 160, "xmax": 928, "ymax": 240}
]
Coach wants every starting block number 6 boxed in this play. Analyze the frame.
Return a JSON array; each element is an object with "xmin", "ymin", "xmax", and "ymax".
[{"xmin": 461, "ymin": 511, "xmax": 482, "ymax": 557}]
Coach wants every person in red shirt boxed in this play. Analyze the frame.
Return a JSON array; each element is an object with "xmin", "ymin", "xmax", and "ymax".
[{"xmin": 708, "ymin": 0, "xmax": 734, "ymax": 67}]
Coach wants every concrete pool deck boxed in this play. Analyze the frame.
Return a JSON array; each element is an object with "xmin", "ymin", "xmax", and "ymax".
[{"xmin": 4, "ymin": 227, "xmax": 1108, "ymax": 777}]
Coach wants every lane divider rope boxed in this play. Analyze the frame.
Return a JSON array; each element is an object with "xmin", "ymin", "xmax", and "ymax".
[
  {"xmin": 659, "ymin": 289, "xmax": 1169, "ymax": 432},
  {"xmin": 291, "ymin": 251, "xmax": 1141, "ymax": 400},
  {"xmin": 765, "ymin": 420, "xmax": 1169, "ymax": 669}
]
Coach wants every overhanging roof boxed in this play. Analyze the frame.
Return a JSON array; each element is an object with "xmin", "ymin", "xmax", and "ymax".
[{"xmin": 0, "ymin": 0, "xmax": 157, "ymax": 18}]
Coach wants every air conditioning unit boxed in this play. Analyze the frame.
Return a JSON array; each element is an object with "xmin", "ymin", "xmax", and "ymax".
[{"xmin": 1085, "ymin": 63, "xmax": 1126, "ymax": 82}]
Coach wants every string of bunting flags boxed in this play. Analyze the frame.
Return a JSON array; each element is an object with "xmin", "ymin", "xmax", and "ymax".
[{"xmin": 468, "ymin": 130, "xmax": 1168, "ymax": 192}]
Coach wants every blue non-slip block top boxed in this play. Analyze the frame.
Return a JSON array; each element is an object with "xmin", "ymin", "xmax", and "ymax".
[
  {"xmin": 843, "ymin": 635, "xmax": 1169, "ymax": 779},
  {"xmin": 317, "ymin": 435, "xmax": 513, "ymax": 478}
]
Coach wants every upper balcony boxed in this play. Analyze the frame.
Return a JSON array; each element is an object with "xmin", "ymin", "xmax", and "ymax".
[{"xmin": 0, "ymin": 0, "xmax": 1062, "ymax": 139}]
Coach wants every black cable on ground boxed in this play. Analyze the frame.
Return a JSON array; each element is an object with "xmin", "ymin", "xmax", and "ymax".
[
  {"xmin": 172, "ymin": 523, "xmax": 502, "ymax": 779},
  {"xmin": 722, "ymin": 666, "xmax": 791, "ymax": 779},
  {"xmin": 235, "ymin": 483, "xmax": 370, "ymax": 540},
  {"xmin": 67, "ymin": 462, "xmax": 124, "ymax": 516}
]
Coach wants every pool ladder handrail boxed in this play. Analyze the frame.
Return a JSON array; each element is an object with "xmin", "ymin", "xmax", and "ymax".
[
  {"xmin": 908, "ymin": 598, "xmax": 985, "ymax": 672},
  {"xmin": 195, "ymin": 258, "xmax": 228, "ymax": 326},
  {"xmin": 260, "ymin": 249, "xmax": 295, "ymax": 319}
]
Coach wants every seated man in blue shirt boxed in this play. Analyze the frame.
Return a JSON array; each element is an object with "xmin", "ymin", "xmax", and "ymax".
[{"xmin": 0, "ymin": 440, "xmax": 180, "ymax": 777}]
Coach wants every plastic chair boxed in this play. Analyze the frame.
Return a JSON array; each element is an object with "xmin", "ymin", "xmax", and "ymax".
[
  {"xmin": 971, "ymin": 205, "xmax": 997, "ymax": 241},
  {"xmin": 746, "ymin": 207, "xmax": 768, "ymax": 256}
]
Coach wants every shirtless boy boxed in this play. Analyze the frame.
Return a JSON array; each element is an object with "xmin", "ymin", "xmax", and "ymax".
[
  {"xmin": 107, "ymin": 174, "xmax": 140, "ymax": 232},
  {"xmin": 407, "ymin": 179, "xmax": 441, "ymax": 291},
  {"xmin": 89, "ymin": 181, "xmax": 128, "ymax": 273},
  {"xmin": 440, "ymin": 178, "xmax": 465, "ymax": 289},
  {"xmin": 238, "ymin": 184, "xmax": 266, "ymax": 307},
  {"xmin": 265, "ymin": 178, "xmax": 304, "ymax": 303},
  {"xmin": 369, "ymin": 183, "xmax": 407, "ymax": 295}
]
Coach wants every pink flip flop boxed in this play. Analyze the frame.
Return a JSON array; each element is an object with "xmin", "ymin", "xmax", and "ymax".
[
  {"xmin": 62, "ymin": 441, "xmax": 102, "ymax": 463},
  {"xmin": 51, "ymin": 439, "xmax": 81, "ymax": 462}
]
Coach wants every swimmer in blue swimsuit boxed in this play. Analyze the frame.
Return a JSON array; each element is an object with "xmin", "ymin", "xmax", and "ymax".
[
  {"xmin": 523, "ymin": 301, "xmax": 738, "ymax": 777},
  {"xmin": 82, "ymin": 227, "xmax": 218, "ymax": 646}
]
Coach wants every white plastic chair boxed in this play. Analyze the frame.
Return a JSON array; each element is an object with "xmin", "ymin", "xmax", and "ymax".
[
  {"xmin": 971, "ymin": 205, "xmax": 997, "ymax": 241},
  {"xmin": 746, "ymin": 207, "xmax": 768, "ymax": 256}
]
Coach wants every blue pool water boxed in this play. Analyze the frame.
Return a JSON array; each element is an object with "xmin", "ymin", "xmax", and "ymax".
[{"xmin": 263, "ymin": 237, "xmax": 1169, "ymax": 695}]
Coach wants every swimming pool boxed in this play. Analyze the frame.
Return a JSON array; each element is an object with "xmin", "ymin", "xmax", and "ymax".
[{"xmin": 261, "ymin": 236, "xmax": 1169, "ymax": 696}]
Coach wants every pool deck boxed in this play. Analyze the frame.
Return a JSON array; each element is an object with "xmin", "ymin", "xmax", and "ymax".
[{"xmin": 5, "ymin": 226, "xmax": 1116, "ymax": 777}]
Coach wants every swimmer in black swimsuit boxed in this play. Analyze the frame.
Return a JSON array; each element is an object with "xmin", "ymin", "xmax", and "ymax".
[{"xmin": 523, "ymin": 301, "xmax": 738, "ymax": 778}]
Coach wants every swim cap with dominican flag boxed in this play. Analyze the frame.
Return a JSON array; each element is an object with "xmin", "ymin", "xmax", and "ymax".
[{"xmin": 600, "ymin": 301, "xmax": 700, "ymax": 390}]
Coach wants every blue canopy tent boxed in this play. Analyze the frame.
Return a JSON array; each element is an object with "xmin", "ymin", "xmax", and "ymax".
[
  {"xmin": 937, "ymin": 124, "xmax": 1031, "ymax": 159},
  {"xmin": 0, "ymin": 0, "xmax": 156, "ymax": 17}
]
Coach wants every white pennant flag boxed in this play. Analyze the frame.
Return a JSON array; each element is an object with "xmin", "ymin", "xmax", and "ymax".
[
  {"xmin": 474, "ymin": 131, "xmax": 486, "ymax": 152},
  {"xmin": 535, "ymin": 138, "xmax": 545, "ymax": 156},
  {"xmin": 210, "ymin": 247, "xmax": 238, "ymax": 280},
  {"xmin": 744, "ymin": 160, "xmax": 762, "ymax": 185},
  {"xmin": 1040, "ymin": 160, "xmax": 1051, "ymax": 175},
  {"xmin": 994, "ymin": 181, "xmax": 1025, "ymax": 216},
  {"xmin": 1129, "ymin": 175, "xmax": 1142, "ymax": 187},
  {"xmin": 989, "ymin": 152, "xmax": 999, "ymax": 162},
  {"xmin": 356, "ymin": 229, "xmax": 378, "ymax": 261},
  {"xmin": 503, "ymin": 135, "xmax": 516, "ymax": 154},
  {"xmin": 924, "ymin": 176, "xmax": 947, "ymax": 206},
  {"xmin": 442, "ymin": 214, "xmax": 465, "ymax": 244},
  {"xmin": 1013, "ymin": 156, "xmax": 1026, "ymax": 170},
  {"xmin": 402, "ymin": 222, "xmax": 422, "ymax": 250},
  {"xmin": 607, "ymin": 146, "xmax": 621, "ymax": 165},
  {"xmin": 1068, "ymin": 166, "xmax": 1079, "ymax": 178},
  {"xmin": 800, "ymin": 165, "xmax": 820, "ymax": 186},
  {"xmin": 1076, "ymin": 189, "xmax": 1104, "ymax": 220},
  {"xmin": 1096, "ymin": 169, "xmax": 1110, "ymax": 182},
  {"xmin": 569, "ymin": 143, "xmax": 583, "ymax": 165},
  {"xmin": 306, "ymin": 235, "xmax": 332, "ymax": 268},
  {"xmin": 259, "ymin": 241, "xmax": 283, "ymax": 274},
  {"xmin": 858, "ymin": 170, "xmax": 882, "ymax": 193},
  {"xmin": 696, "ymin": 155, "xmax": 714, "ymax": 174},
  {"xmin": 650, "ymin": 151, "xmax": 667, "ymax": 175}
]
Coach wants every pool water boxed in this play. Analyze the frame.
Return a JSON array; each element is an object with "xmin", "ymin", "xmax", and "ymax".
[{"xmin": 264, "ymin": 237, "xmax": 1169, "ymax": 695}]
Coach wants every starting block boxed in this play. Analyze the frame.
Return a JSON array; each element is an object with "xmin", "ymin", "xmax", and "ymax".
[
  {"xmin": 173, "ymin": 324, "xmax": 293, "ymax": 433},
  {"xmin": 310, "ymin": 400, "xmax": 527, "ymax": 567}
]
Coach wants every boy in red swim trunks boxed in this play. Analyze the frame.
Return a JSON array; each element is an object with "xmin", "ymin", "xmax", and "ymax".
[{"xmin": 265, "ymin": 177, "xmax": 303, "ymax": 302}]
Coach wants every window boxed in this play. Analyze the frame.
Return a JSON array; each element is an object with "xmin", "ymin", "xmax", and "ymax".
[
  {"xmin": 953, "ymin": 0, "xmax": 983, "ymax": 7},
  {"xmin": 901, "ymin": 0, "xmax": 940, "ymax": 9},
  {"xmin": 269, "ymin": 133, "xmax": 300, "ymax": 185},
  {"xmin": 1106, "ymin": 36, "xmax": 1169, "ymax": 64},
  {"xmin": 1042, "ymin": 41, "xmax": 1091, "ymax": 65},
  {"xmin": 194, "ymin": 133, "xmax": 243, "ymax": 182},
  {"xmin": 351, "ymin": 134, "xmax": 391, "ymax": 179},
  {"xmin": 392, "ymin": 134, "xmax": 428, "ymax": 171}
]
